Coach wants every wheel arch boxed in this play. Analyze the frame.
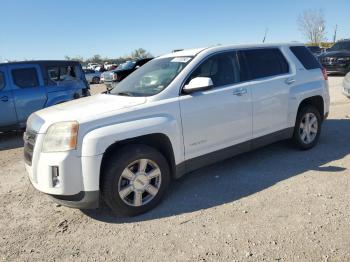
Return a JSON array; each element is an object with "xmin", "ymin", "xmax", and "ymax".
[
  {"xmin": 100, "ymin": 133, "xmax": 177, "ymax": 186},
  {"xmin": 296, "ymin": 95, "xmax": 324, "ymax": 121}
]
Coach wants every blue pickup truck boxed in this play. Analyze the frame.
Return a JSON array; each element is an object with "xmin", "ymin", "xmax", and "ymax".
[{"xmin": 0, "ymin": 60, "xmax": 90, "ymax": 132}]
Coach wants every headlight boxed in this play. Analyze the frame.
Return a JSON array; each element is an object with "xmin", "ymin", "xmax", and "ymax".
[
  {"xmin": 338, "ymin": 57, "xmax": 350, "ymax": 62},
  {"xmin": 42, "ymin": 121, "xmax": 79, "ymax": 153}
]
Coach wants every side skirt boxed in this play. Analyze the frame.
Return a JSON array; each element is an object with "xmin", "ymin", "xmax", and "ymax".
[{"xmin": 175, "ymin": 127, "xmax": 294, "ymax": 179}]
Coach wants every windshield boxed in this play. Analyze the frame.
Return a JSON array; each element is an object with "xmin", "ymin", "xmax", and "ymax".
[
  {"xmin": 308, "ymin": 46, "xmax": 320, "ymax": 52},
  {"xmin": 329, "ymin": 42, "xmax": 350, "ymax": 51},
  {"xmin": 117, "ymin": 61, "xmax": 136, "ymax": 70},
  {"xmin": 110, "ymin": 57, "xmax": 193, "ymax": 97}
]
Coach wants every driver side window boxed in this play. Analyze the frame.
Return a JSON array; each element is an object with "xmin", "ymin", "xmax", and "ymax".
[{"xmin": 186, "ymin": 52, "xmax": 240, "ymax": 87}]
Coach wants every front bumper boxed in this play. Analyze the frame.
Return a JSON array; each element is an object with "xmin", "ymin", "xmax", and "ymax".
[
  {"xmin": 49, "ymin": 191, "xmax": 99, "ymax": 209},
  {"xmin": 322, "ymin": 63, "xmax": 350, "ymax": 74},
  {"xmin": 24, "ymin": 132, "xmax": 102, "ymax": 209}
]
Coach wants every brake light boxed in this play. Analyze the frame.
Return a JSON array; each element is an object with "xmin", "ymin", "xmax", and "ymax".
[
  {"xmin": 112, "ymin": 73, "xmax": 118, "ymax": 81},
  {"xmin": 322, "ymin": 68, "xmax": 328, "ymax": 80}
]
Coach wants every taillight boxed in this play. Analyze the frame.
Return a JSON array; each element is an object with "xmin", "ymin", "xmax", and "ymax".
[
  {"xmin": 322, "ymin": 68, "xmax": 328, "ymax": 80},
  {"xmin": 112, "ymin": 73, "xmax": 118, "ymax": 81}
]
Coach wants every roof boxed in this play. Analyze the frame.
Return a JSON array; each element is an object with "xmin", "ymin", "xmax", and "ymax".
[
  {"xmin": 158, "ymin": 42, "xmax": 305, "ymax": 59},
  {"xmin": 0, "ymin": 60, "xmax": 81, "ymax": 66}
]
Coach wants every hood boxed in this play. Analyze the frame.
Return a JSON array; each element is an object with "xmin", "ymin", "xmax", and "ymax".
[
  {"xmin": 31, "ymin": 94, "xmax": 146, "ymax": 133},
  {"xmin": 319, "ymin": 50, "xmax": 350, "ymax": 58}
]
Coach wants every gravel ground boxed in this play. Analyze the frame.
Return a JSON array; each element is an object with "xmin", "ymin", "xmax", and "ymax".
[{"xmin": 0, "ymin": 77, "xmax": 349, "ymax": 261}]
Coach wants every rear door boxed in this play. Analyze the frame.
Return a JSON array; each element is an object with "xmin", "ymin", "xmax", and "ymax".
[
  {"xmin": 0, "ymin": 66, "xmax": 18, "ymax": 128},
  {"xmin": 9, "ymin": 64, "xmax": 47, "ymax": 124},
  {"xmin": 238, "ymin": 48, "xmax": 292, "ymax": 138}
]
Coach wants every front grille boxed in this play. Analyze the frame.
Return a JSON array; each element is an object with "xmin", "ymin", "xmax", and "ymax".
[
  {"xmin": 321, "ymin": 57, "xmax": 338, "ymax": 64},
  {"xmin": 23, "ymin": 130, "xmax": 37, "ymax": 166}
]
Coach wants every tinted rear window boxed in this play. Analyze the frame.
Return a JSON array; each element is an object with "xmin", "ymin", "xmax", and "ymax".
[
  {"xmin": 290, "ymin": 46, "xmax": 321, "ymax": 70},
  {"xmin": 12, "ymin": 68, "xmax": 39, "ymax": 88},
  {"xmin": 240, "ymin": 48, "xmax": 289, "ymax": 80},
  {"xmin": 0, "ymin": 72, "xmax": 5, "ymax": 90}
]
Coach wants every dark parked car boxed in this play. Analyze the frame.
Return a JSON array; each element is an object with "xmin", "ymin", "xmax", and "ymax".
[
  {"xmin": 0, "ymin": 60, "xmax": 89, "ymax": 131},
  {"xmin": 102, "ymin": 58, "xmax": 153, "ymax": 89},
  {"xmin": 319, "ymin": 39, "xmax": 350, "ymax": 75}
]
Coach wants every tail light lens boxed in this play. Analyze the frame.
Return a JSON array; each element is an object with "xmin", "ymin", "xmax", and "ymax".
[
  {"xmin": 322, "ymin": 68, "xmax": 328, "ymax": 80},
  {"xmin": 112, "ymin": 73, "xmax": 118, "ymax": 81}
]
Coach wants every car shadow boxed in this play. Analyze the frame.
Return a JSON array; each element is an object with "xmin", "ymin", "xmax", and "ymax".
[
  {"xmin": 0, "ymin": 131, "xmax": 24, "ymax": 151},
  {"xmin": 82, "ymin": 118, "xmax": 350, "ymax": 223}
]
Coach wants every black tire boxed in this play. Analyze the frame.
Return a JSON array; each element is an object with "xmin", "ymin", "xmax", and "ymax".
[
  {"xmin": 101, "ymin": 144, "xmax": 171, "ymax": 216},
  {"xmin": 92, "ymin": 77, "xmax": 100, "ymax": 84},
  {"xmin": 292, "ymin": 105, "xmax": 322, "ymax": 150}
]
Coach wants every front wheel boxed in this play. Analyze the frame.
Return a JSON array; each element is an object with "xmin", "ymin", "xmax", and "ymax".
[
  {"xmin": 101, "ymin": 145, "xmax": 171, "ymax": 216},
  {"xmin": 292, "ymin": 105, "xmax": 322, "ymax": 150}
]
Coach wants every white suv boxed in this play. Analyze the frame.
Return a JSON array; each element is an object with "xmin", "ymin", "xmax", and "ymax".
[{"xmin": 24, "ymin": 44, "xmax": 330, "ymax": 216}]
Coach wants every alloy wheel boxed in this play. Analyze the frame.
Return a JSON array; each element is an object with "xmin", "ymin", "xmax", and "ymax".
[
  {"xmin": 299, "ymin": 112, "xmax": 318, "ymax": 144},
  {"xmin": 117, "ymin": 159, "xmax": 162, "ymax": 207}
]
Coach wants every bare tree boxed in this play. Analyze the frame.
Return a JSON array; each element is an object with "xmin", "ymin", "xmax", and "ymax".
[
  {"xmin": 298, "ymin": 9, "xmax": 326, "ymax": 44},
  {"xmin": 130, "ymin": 48, "xmax": 152, "ymax": 59}
]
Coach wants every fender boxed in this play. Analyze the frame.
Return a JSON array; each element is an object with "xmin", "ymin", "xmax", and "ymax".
[
  {"xmin": 287, "ymin": 79, "xmax": 326, "ymax": 127},
  {"xmin": 45, "ymin": 93, "xmax": 74, "ymax": 107},
  {"xmin": 81, "ymin": 115, "xmax": 184, "ymax": 165}
]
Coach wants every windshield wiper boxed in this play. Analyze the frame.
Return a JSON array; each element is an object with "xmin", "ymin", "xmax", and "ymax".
[{"xmin": 116, "ymin": 91, "xmax": 134, "ymax": 97}]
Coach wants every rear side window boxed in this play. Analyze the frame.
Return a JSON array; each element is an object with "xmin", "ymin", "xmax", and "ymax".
[
  {"xmin": 290, "ymin": 46, "xmax": 321, "ymax": 70},
  {"xmin": 0, "ymin": 72, "xmax": 5, "ymax": 90},
  {"xmin": 12, "ymin": 68, "xmax": 39, "ymax": 88},
  {"xmin": 47, "ymin": 65, "xmax": 81, "ymax": 84},
  {"xmin": 240, "ymin": 48, "xmax": 289, "ymax": 80}
]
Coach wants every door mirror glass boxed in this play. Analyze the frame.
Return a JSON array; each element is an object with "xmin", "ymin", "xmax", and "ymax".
[{"xmin": 183, "ymin": 77, "xmax": 213, "ymax": 94}]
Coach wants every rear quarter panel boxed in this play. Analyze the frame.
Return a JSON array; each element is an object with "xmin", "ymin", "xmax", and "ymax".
[{"xmin": 283, "ymin": 47, "xmax": 329, "ymax": 127}]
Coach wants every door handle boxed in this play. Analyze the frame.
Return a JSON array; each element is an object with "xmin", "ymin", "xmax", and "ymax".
[
  {"xmin": 0, "ymin": 96, "xmax": 8, "ymax": 102},
  {"xmin": 285, "ymin": 78, "xmax": 296, "ymax": 85},
  {"xmin": 232, "ymin": 88, "xmax": 247, "ymax": 96}
]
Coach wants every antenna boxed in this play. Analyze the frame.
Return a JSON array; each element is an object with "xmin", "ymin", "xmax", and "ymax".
[
  {"xmin": 333, "ymin": 24, "xmax": 338, "ymax": 43},
  {"xmin": 263, "ymin": 28, "xmax": 269, "ymax": 43}
]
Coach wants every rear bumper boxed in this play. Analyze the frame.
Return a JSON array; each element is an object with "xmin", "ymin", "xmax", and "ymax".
[
  {"xmin": 324, "ymin": 112, "xmax": 329, "ymax": 120},
  {"xmin": 343, "ymin": 79, "xmax": 350, "ymax": 98}
]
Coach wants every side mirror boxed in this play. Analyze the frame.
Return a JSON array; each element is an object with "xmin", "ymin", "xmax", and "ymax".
[
  {"xmin": 135, "ymin": 65, "xmax": 141, "ymax": 69},
  {"xmin": 183, "ymin": 77, "xmax": 213, "ymax": 94}
]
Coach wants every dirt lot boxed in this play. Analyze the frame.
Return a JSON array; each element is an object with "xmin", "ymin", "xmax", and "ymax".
[{"xmin": 0, "ymin": 77, "xmax": 349, "ymax": 261}]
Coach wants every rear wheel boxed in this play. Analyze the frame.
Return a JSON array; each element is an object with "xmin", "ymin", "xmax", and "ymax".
[
  {"xmin": 101, "ymin": 145, "xmax": 170, "ymax": 216},
  {"xmin": 292, "ymin": 105, "xmax": 322, "ymax": 150}
]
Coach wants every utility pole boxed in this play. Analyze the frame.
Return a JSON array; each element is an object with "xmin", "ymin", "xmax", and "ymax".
[
  {"xmin": 262, "ymin": 28, "xmax": 268, "ymax": 43},
  {"xmin": 333, "ymin": 24, "xmax": 338, "ymax": 43}
]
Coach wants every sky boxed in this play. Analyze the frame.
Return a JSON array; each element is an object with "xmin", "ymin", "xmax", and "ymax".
[{"xmin": 0, "ymin": 0, "xmax": 349, "ymax": 61}]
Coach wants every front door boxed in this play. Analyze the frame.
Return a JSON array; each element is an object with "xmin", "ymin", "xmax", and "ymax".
[
  {"xmin": 9, "ymin": 64, "xmax": 47, "ymax": 124},
  {"xmin": 179, "ymin": 51, "xmax": 253, "ymax": 161},
  {"xmin": 0, "ymin": 66, "xmax": 18, "ymax": 128}
]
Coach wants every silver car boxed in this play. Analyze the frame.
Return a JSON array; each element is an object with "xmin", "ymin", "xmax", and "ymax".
[
  {"xmin": 343, "ymin": 72, "xmax": 350, "ymax": 98},
  {"xmin": 83, "ymin": 69, "xmax": 101, "ymax": 84}
]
